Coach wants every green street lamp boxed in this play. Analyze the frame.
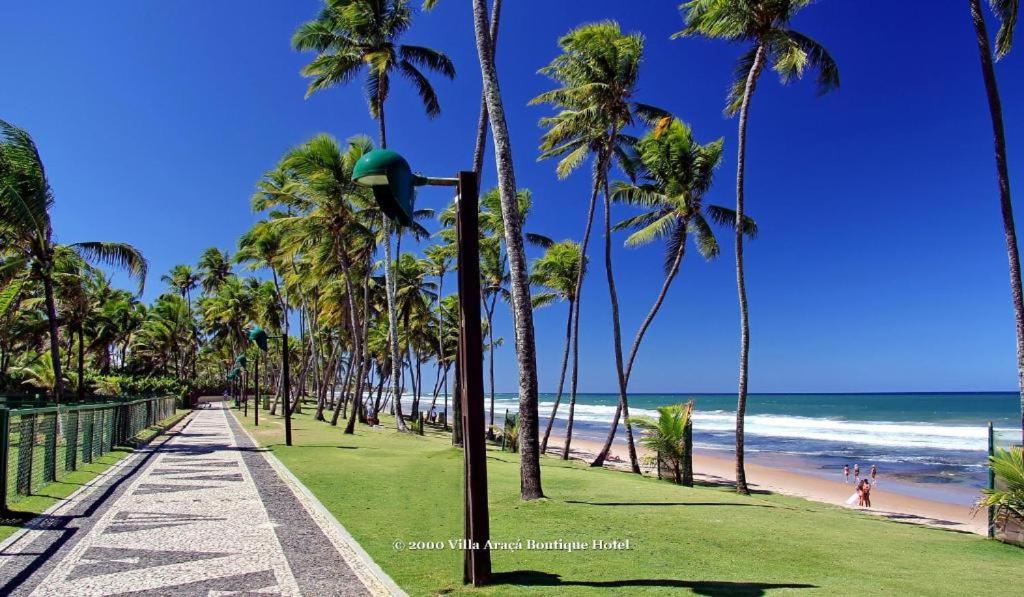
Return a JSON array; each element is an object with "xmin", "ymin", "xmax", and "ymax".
[
  {"xmin": 245, "ymin": 324, "xmax": 291, "ymax": 445},
  {"xmin": 354, "ymin": 149, "xmax": 491, "ymax": 586},
  {"xmin": 245, "ymin": 325, "xmax": 270, "ymax": 427}
]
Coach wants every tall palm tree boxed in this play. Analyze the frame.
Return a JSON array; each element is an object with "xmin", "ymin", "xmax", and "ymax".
[
  {"xmin": 532, "ymin": 21, "xmax": 668, "ymax": 474},
  {"xmin": 967, "ymin": 0, "xmax": 1022, "ymax": 443},
  {"xmin": 613, "ymin": 119, "xmax": 755, "ymax": 393},
  {"xmin": 161, "ymin": 264, "xmax": 200, "ymax": 375},
  {"xmin": 530, "ymin": 241, "xmax": 585, "ymax": 455},
  {"xmin": 0, "ymin": 120, "xmax": 148, "ymax": 403},
  {"xmin": 676, "ymin": 0, "xmax": 838, "ymax": 494},
  {"xmin": 293, "ymin": 0, "xmax": 455, "ymax": 148},
  {"xmin": 479, "ymin": 236, "xmax": 509, "ymax": 429},
  {"xmin": 198, "ymin": 247, "xmax": 234, "ymax": 294},
  {"xmin": 472, "ymin": 0, "xmax": 544, "ymax": 500},
  {"xmin": 294, "ymin": 0, "xmax": 453, "ymax": 434}
]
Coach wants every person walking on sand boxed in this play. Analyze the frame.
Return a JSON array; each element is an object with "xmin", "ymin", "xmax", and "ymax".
[
  {"xmin": 843, "ymin": 464, "xmax": 850, "ymax": 484},
  {"xmin": 861, "ymin": 478, "xmax": 872, "ymax": 508},
  {"xmin": 870, "ymin": 464, "xmax": 877, "ymax": 486},
  {"xmin": 853, "ymin": 463, "xmax": 860, "ymax": 481}
]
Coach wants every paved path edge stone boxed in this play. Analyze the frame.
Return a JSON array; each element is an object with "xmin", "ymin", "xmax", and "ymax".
[{"xmin": 229, "ymin": 411, "xmax": 409, "ymax": 597}]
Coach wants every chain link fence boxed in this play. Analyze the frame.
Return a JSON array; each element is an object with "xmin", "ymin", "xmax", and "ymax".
[{"xmin": 0, "ymin": 396, "xmax": 176, "ymax": 510}]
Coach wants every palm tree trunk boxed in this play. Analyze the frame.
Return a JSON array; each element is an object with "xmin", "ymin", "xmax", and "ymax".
[
  {"xmin": 471, "ymin": 0, "xmax": 503, "ymax": 179},
  {"xmin": 624, "ymin": 230, "xmax": 687, "ymax": 383},
  {"xmin": 590, "ymin": 168, "xmax": 640, "ymax": 473},
  {"xmin": 42, "ymin": 268, "xmax": 64, "ymax": 404},
  {"xmin": 377, "ymin": 94, "xmax": 387, "ymax": 149},
  {"xmin": 733, "ymin": 43, "xmax": 767, "ymax": 495},
  {"xmin": 969, "ymin": 0, "xmax": 1024, "ymax": 444},
  {"xmin": 382, "ymin": 214, "xmax": 408, "ymax": 432},
  {"xmin": 562, "ymin": 182, "xmax": 600, "ymax": 460},
  {"xmin": 77, "ymin": 325, "xmax": 86, "ymax": 400},
  {"xmin": 487, "ymin": 295, "xmax": 497, "ymax": 430},
  {"xmin": 541, "ymin": 297, "xmax": 573, "ymax": 453},
  {"xmin": 592, "ymin": 229, "xmax": 687, "ymax": 463},
  {"xmin": 472, "ymin": 0, "xmax": 543, "ymax": 499}
]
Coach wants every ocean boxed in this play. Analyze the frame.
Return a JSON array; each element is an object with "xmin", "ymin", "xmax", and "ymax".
[{"xmin": 411, "ymin": 391, "xmax": 1020, "ymax": 506}]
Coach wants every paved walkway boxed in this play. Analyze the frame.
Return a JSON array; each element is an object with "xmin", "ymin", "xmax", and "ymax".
[{"xmin": 0, "ymin": 404, "xmax": 401, "ymax": 596}]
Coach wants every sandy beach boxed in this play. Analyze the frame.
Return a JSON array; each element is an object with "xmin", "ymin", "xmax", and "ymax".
[{"xmin": 552, "ymin": 436, "xmax": 986, "ymax": 535}]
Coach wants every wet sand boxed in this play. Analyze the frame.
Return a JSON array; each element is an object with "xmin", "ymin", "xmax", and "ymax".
[{"xmin": 550, "ymin": 436, "xmax": 986, "ymax": 535}]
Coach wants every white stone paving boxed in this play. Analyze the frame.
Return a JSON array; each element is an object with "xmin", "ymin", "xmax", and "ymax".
[
  {"xmin": 2, "ymin": 405, "xmax": 387, "ymax": 596},
  {"xmin": 31, "ymin": 407, "xmax": 301, "ymax": 596}
]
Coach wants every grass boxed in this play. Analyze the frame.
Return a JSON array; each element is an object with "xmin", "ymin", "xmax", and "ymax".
[
  {"xmin": 234, "ymin": 406, "xmax": 1021, "ymax": 596},
  {"xmin": 0, "ymin": 409, "xmax": 188, "ymax": 543}
]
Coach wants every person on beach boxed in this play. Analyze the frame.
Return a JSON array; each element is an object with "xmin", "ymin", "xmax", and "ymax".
[
  {"xmin": 845, "ymin": 480, "xmax": 861, "ymax": 506},
  {"xmin": 861, "ymin": 478, "xmax": 872, "ymax": 508},
  {"xmin": 853, "ymin": 463, "xmax": 860, "ymax": 480},
  {"xmin": 843, "ymin": 465, "xmax": 850, "ymax": 484},
  {"xmin": 870, "ymin": 464, "xmax": 877, "ymax": 486}
]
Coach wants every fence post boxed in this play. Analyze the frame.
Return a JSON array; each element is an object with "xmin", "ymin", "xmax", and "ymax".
[
  {"xmin": 17, "ymin": 414, "xmax": 34, "ymax": 495},
  {"xmin": 987, "ymin": 421, "xmax": 995, "ymax": 539},
  {"xmin": 66, "ymin": 410, "xmax": 78, "ymax": 472},
  {"xmin": 43, "ymin": 413, "xmax": 56, "ymax": 483},
  {"xmin": 0, "ymin": 409, "xmax": 9, "ymax": 510}
]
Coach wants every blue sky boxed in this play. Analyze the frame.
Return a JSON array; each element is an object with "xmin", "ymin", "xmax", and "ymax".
[{"xmin": 2, "ymin": 1, "xmax": 1023, "ymax": 393}]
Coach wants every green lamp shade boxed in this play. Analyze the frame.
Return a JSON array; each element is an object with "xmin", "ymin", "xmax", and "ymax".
[
  {"xmin": 248, "ymin": 325, "xmax": 269, "ymax": 351},
  {"xmin": 352, "ymin": 149, "xmax": 416, "ymax": 226}
]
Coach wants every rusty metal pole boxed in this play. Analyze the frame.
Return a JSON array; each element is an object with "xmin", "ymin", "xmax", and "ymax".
[{"xmin": 455, "ymin": 170, "xmax": 491, "ymax": 585}]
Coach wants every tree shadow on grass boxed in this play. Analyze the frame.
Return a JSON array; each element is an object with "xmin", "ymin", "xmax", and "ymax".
[
  {"xmin": 565, "ymin": 500, "xmax": 776, "ymax": 508},
  {"xmin": 490, "ymin": 571, "xmax": 816, "ymax": 596}
]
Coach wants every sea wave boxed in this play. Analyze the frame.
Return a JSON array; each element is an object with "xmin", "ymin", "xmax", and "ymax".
[{"xmin": 474, "ymin": 398, "xmax": 1009, "ymax": 452}]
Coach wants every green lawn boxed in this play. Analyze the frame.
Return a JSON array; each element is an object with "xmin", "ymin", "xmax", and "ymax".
[
  {"xmin": 0, "ymin": 409, "xmax": 188, "ymax": 543},
  {"xmin": 234, "ymin": 407, "xmax": 1020, "ymax": 596}
]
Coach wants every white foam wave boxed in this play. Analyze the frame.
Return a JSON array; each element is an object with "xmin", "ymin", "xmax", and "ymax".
[{"xmin": 475, "ymin": 398, "xmax": 1009, "ymax": 452}]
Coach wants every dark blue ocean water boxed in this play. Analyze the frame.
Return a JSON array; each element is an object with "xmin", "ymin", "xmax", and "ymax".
[{"xmin": 478, "ymin": 392, "xmax": 1020, "ymax": 505}]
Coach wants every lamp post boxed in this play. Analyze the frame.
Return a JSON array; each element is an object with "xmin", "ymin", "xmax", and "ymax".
[
  {"xmin": 235, "ymin": 354, "xmax": 248, "ymax": 417},
  {"xmin": 246, "ymin": 325, "xmax": 290, "ymax": 444},
  {"xmin": 353, "ymin": 150, "xmax": 491, "ymax": 586}
]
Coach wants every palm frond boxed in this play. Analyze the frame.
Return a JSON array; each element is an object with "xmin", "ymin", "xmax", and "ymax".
[
  {"xmin": 399, "ymin": 60, "xmax": 441, "ymax": 117},
  {"xmin": 71, "ymin": 241, "xmax": 149, "ymax": 295},
  {"xmin": 706, "ymin": 204, "xmax": 757, "ymax": 239}
]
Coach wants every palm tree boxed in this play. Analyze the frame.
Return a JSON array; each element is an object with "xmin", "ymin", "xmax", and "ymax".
[
  {"xmin": 532, "ymin": 21, "xmax": 668, "ymax": 474},
  {"xmin": 978, "ymin": 447, "xmax": 1024, "ymax": 529},
  {"xmin": 161, "ymin": 264, "xmax": 201, "ymax": 375},
  {"xmin": 472, "ymin": 0, "xmax": 544, "ymax": 500},
  {"xmin": 630, "ymin": 402, "xmax": 693, "ymax": 485},
  {"xmin": 612, "ymin": 119, "xmax": 755, "ymax": 395},
  {"xmin": 198, "ymin": 247, "xmax": 234, "ymax": 294},
  {"xmin": 676, "ymin": 0, "xmax": 838, "ymax": 494},
  {"xmin": 293, "ymin": 0, "xmax": 455, "ymax": 148},
  {"xmin": 442, "ymin": 188, "xmax": 550, "ymax": 430},
  {"xmin": 479, "ymin": 236, "xmax": 508, "ymax": 429},
  {"xmin": 294, "ymin": 0, "xmax": 453, "ymax": 435},
  {"xmin": 0, "ymin": 120, "xmax": 148, "ymax": 403},
  {"xmin": 967, "ymin": 0, "xmax": 1022, "ymax": 444},
  {"xmin": 530, "ymin": 241, "xmax": 585, "ymax": 455}
]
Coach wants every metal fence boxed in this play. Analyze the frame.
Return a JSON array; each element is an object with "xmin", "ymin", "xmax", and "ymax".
[{"xmin": 0, "ymin": 395, "xmax": 176, "ymax": 510}]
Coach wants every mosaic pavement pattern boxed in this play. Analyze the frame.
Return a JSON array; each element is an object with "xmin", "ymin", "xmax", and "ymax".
[{"xmin": 0, "ymin": 405, "xmax": 397, "ymax": 596}]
